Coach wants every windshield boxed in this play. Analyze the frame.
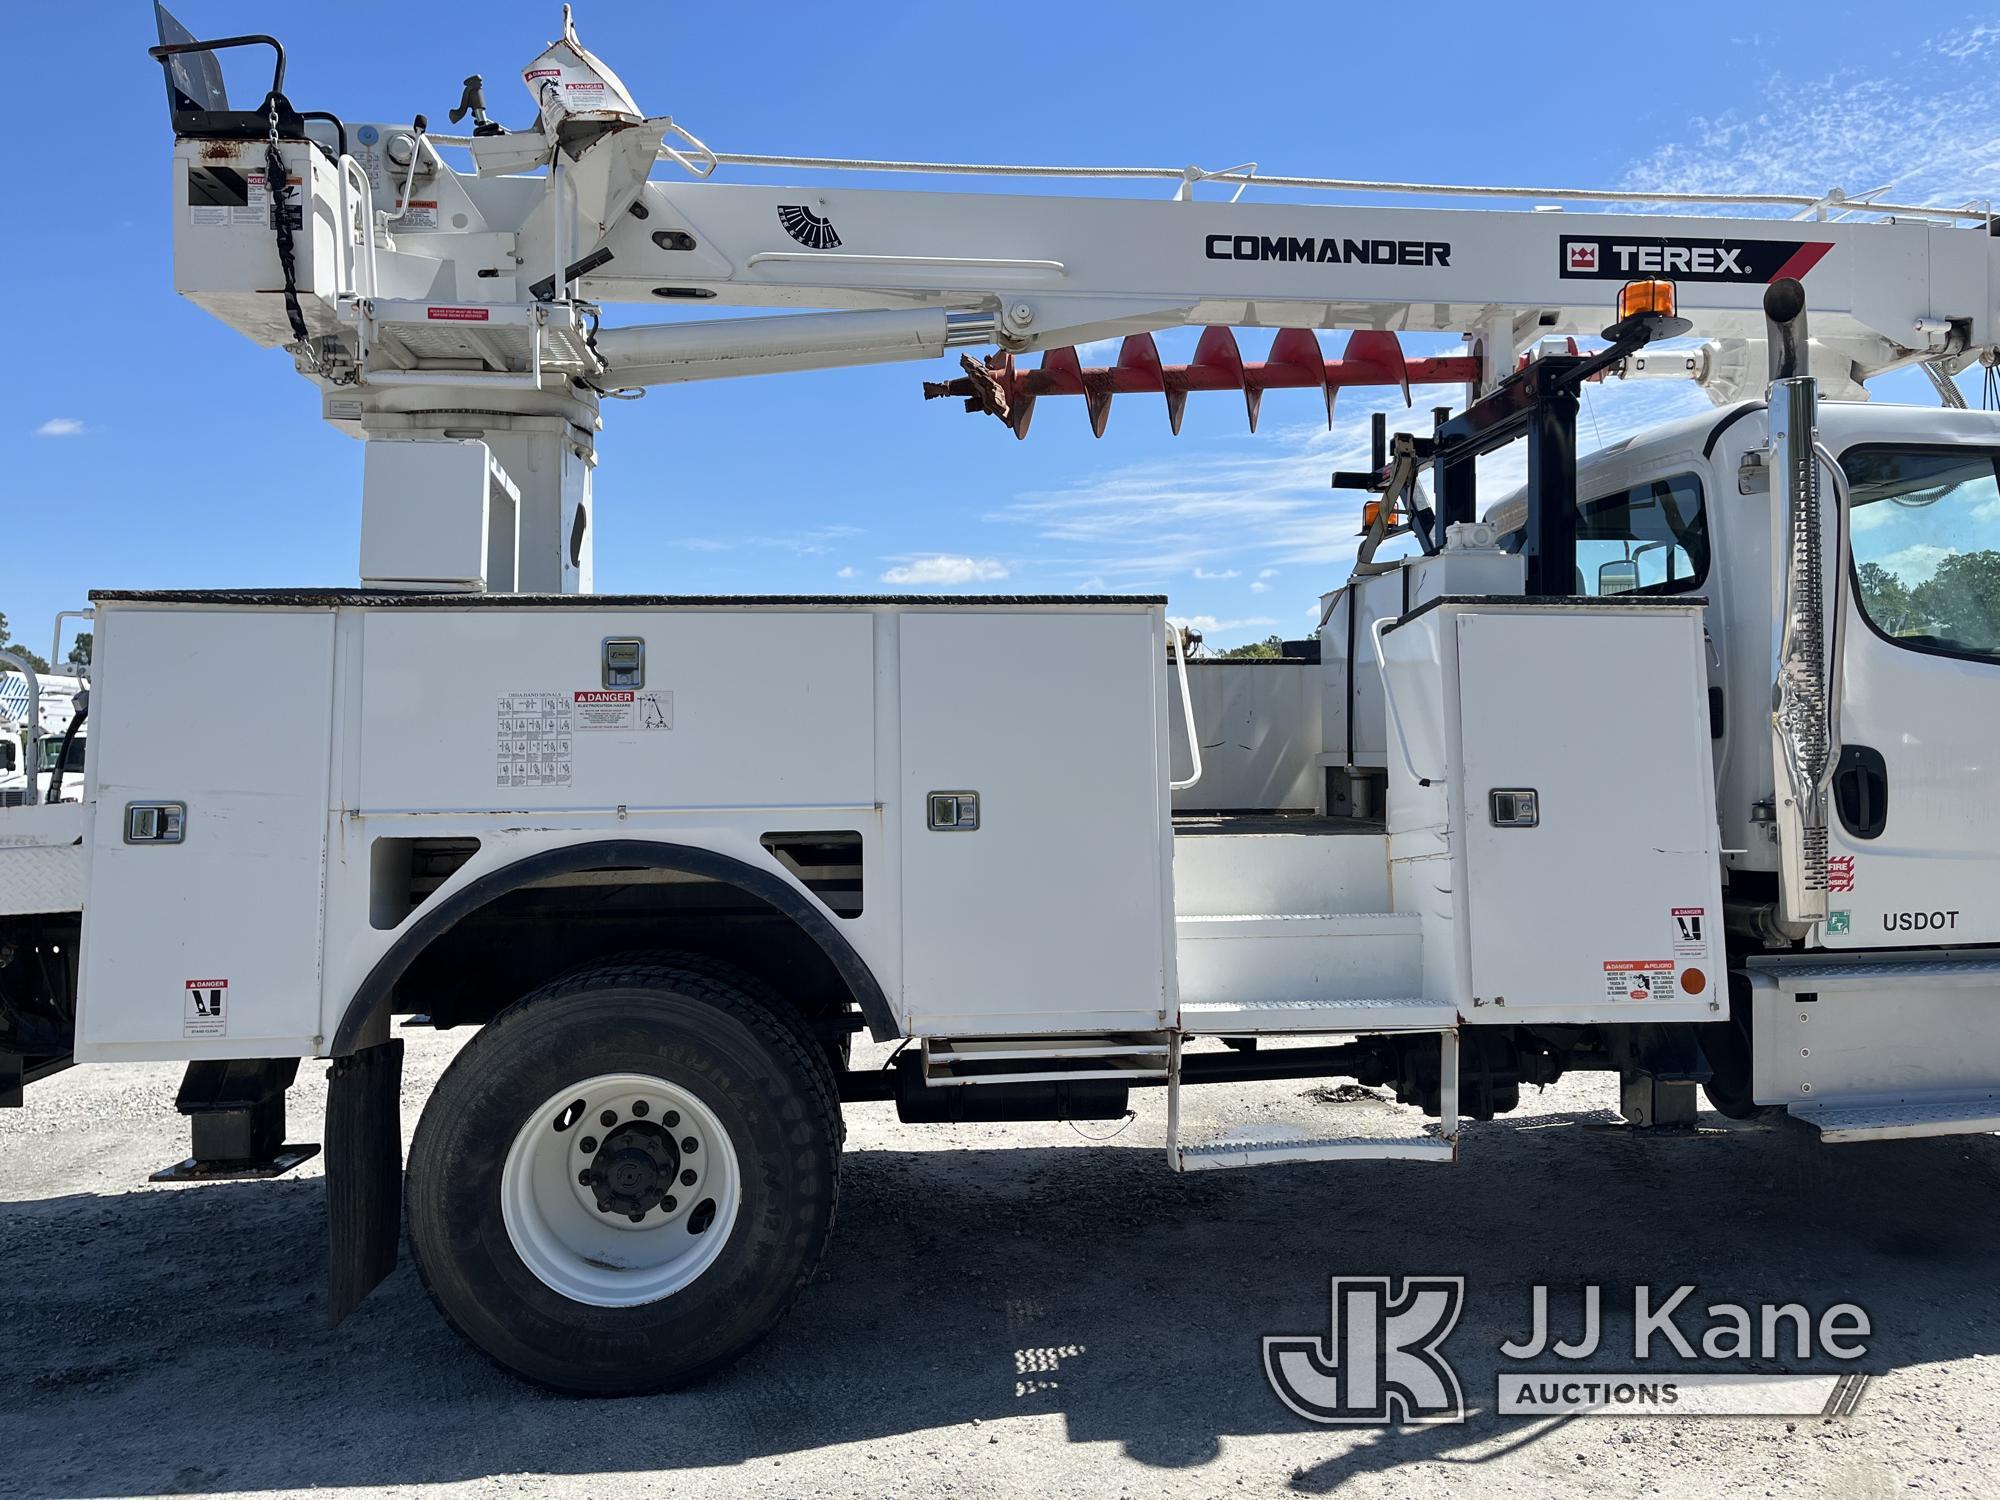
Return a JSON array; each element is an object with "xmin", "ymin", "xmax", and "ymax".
[{"xmin": 38, "ymin": 737, "xmax": 85, "ymax": 775}]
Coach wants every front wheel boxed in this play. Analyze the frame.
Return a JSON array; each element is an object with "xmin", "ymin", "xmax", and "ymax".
[{"xmin": 406, "ymin": 961, "xmax": 841, "ymax": 1394}]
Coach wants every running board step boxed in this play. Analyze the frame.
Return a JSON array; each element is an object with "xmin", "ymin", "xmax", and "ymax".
[
  {"xmin": 922, "ymin": 1033, "xmax": 1169, "ymax": 1086},
  {"xmin": 1166, "ymin": 1029, "xmax": 1460, "ymax": 1171},
  {"xmin": 1788, "ymin": 1092, "xmax": 2000, "ymax": 1143},
  {"xmin": 1178, "ymin": 1131, "xmax": 1455, "ymax": 1170},
  {"xmin": 1180, "ymin": 997, "xmax": 1458, "ymax": 1034}
]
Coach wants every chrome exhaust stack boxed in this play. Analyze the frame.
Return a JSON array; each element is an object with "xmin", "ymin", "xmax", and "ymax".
[{"xmin": 1765, "ymin": 277, "xmax": 1845, "ymax": 932}]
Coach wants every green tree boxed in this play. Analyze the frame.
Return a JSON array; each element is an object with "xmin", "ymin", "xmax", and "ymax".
[
  {"xmin": 1911, "ymin": 549, "xmax": 2000, "ymax": 650},
  {"xmin": 66, "ymin": 632, "xmax": 91, "ymax": 669},
  {"xmin": 1220, "ymin": 634, "xmax": 1285, "ymax": 660},
  {"xmin": 1855, "ymin": 562, "xmax": 1921, "ymax": 636},
  {"xmin": 0, "ymin": 611, "xmax": 49, "ymax": 673}
]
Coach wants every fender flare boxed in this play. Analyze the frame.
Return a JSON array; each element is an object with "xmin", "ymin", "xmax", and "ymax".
[{"xmin": 330, "ymin": 837, "xmax": 899, "ymax": 1054}]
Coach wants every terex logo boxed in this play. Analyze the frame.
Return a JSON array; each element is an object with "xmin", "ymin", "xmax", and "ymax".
[
  {"xmin": 1559, "ymin": 234, "xmax": 1832, "ymax": 283},
  {"xmin": 1264, "ymin": 1276, "xmax": 1466, "ymax": 1424}
]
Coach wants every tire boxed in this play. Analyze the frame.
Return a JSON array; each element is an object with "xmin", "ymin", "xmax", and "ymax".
[
  {"xmin": 597, "ymin": 949, "xmax": 847, "ymax": 1149},
  {"xmin": 406, "ymin": 960, "xmax": 841, "ymax": 1395}
]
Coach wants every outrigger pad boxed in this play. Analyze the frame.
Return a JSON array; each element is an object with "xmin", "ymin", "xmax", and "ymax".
[{"xmin": 325, "ymin": 1038, "xmax": 405, "ymax": 1327}]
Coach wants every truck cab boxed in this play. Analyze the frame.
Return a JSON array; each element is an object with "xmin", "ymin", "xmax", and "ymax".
[{"xmin": 1484, "ymin": 399, "xmax": 2000, "ymax": 953}]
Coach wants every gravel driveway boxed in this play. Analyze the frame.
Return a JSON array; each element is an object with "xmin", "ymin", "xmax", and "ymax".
[{"xmin": 3, "ymin": 1029, "xmax": 1996, "ymax": 1499}]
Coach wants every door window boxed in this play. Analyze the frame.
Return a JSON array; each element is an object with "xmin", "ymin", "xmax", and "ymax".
[{"xmin": 1842, "ymin": 447, "xmax": 2000, "ymax": 661}]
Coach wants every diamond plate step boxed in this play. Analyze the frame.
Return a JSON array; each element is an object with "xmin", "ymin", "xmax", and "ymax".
[
  {"xmin": 1177, "ymin": 1131, "xmax": 1455, "ymax": 1170},
  {"xmin": 1788, "ymin": 1092, "xmax": 2000, "ymax": 1143},
  {"xmin": 1751, "ymin": 956, "xmax": 2000, "ymax": 992}
]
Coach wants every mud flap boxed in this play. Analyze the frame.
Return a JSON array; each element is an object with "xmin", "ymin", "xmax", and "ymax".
[{"xmin": 325, "ymin": 1038, "xmax": 404, "ymax": 1326}]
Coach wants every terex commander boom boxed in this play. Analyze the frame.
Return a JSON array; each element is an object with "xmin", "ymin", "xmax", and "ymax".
[{"xmin": 2, "ymin": 6, "xmax": 2000, "ymax": 1394}]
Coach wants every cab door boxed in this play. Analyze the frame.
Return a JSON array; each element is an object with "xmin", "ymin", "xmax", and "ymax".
[{"xmin": 1825, "ymin": 438, "xmax": 2000, "ymax": 948}]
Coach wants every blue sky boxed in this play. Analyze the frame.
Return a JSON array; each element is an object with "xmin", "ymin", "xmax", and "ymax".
[{"xmin": 5, "ymin": 3, "xmax": 1998, "ymax": 653}]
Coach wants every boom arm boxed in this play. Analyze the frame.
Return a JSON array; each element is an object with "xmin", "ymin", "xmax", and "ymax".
[{"xmin": 154, "ymin": 5, "xmax": 2000, "ymax": 593}]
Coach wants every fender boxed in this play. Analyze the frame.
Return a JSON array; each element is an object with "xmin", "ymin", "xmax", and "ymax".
[{"xmin": 329, "ymin": 836, "xmax": 900, "ymax": 1054}]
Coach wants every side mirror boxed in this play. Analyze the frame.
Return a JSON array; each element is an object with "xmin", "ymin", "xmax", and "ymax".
[{"xmin": 1598, "ymin": 558, "xmax": 1640, "ymax": 596}]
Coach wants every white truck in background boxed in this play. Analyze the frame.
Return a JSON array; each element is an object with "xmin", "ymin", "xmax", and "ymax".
[
  {"xmin": 2, "ymin": 5, "xmax": 1998, "ymax": 1396},
  {"xmin": 0, "ymin": 672, "xmax": 86, "ymax": 807}
]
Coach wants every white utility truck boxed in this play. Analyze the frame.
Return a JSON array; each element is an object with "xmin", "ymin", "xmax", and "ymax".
[{"xmin": 3, "ymin": 5, "xmax": 1999, "ymax": 1392}]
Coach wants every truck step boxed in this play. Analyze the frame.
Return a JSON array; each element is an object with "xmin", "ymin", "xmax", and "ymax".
[
  {"xmin": 1180, "ymin": 996, "xmax": 1457, "ymax": 1034},
  {"xmin": 1787, "ymin": 1092, "xmax": 2000, "ymax": 1143},
  {"xmin": 922, "ymin": 1033, "xmax": 1170, "ymax": 1085},
  {"xmin": 1176, "ymin": 912, "xmax": 1422, "ymax": 1010},
  {"xmin": 1165, "ymin": 1028, "xmax": 1460, "ymax": 1172},
  {"xmin": 1177, "ymin": 1128, "xmax": 1455, "ymax": 1170},
  {"xmin": 1755, "ymin": 956, "xmax": 2000, "ymax": 993}
]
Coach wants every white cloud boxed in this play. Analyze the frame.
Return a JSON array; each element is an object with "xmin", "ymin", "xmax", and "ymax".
[
  {"xmin": 881, "ymin": 554, "xmax": 1010, "ymax": 586},
  {"xmin": 989, "ymin": 379, "xmax": 1705, "ymax": 595},
  {"xmin": 36, "ymin": 418, "xmax": 85, "ymax": 438},
  {"xmin": 1618, "ymin": 30, "xmax": 2000, "ymax": 214},
  {"xmin": 836, "ymin": 565, "xmax": 858, "ymax": 579},
  {"xmin": 1249, "ymin": 580, "xmax": 1269, "ymax": 593},
  {"xmin": 1877, "ymin": 543, "xmax": 1952, "ymax": 584},
  {"xmin": 1170, "ymin": 614, "xmax": 1278, "ymax": 643},
  {"xmin": 1932, "ymin": 24, "xmax": 2000, "ymax": 61},
  {"xmin": 679, "ymin": 524, "xmax": 861, "ymax": 557}
]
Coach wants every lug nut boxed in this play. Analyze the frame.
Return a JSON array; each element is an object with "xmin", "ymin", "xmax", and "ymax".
[
  {"xmin": 663, "ymin": 1110, "xmax": 680, "ymax": 1127},
  {"xmin": 632, "ymin": 1100, "xmax": 650, "ymax": 1117},
  {"xmin": 682, "ymin": 1136, "xmax": 698, "ymax": 1153},
  {"xmin": 577, "ymin": 1170, "xmax": 591, "ymax": 1186},
  {"xmin": 680, "ymin": 1169, "xmax": 696, "ymax": 1186},
  {"xmin": 579, "ymin": 1136, "xmax": 598, "ymax": 1153},
  {"xmin": 628, "ymin": 1212, "xmax": 645, "ymax": 1223},
  {"xmin": 600, "ymin": 1110, "xmax": 618, "ymax": 1128},
  {"xmin": 663, "ymin": 1195, "xmax": 677, "ymax": 1212}
]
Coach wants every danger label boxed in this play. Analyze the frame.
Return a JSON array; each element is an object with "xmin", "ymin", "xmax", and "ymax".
[
  {"xmin": 575, "ymin": 690, "xmax": 635, "ymax": 731},
  {"xmin": 1670, "ymin": 906, "xmax": 1707, "ymax": 958},
  {"xmin": 1604, "ymin": 960, "xmax": 1675, "ymax": 1002},
  {"xmin": 184, "ymin": 979, "xmax": 229, "ymax": 1039},
  {"xmin": 573, "ymin": 690, "xmax": 674, "ymax": 732},
  {"xmin": 427, "ymin": 305, "xmax": 488, "ymax": 321}
]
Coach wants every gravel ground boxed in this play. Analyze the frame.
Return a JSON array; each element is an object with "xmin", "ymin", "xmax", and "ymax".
[{"xmin": 3, "ymin": 1029, "xmax": 1998, "ymax": 1500}]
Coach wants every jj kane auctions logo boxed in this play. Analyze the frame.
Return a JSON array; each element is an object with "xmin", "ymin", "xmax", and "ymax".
[{"xmin": 1266, "ymin": 1278, "xmax": 1872, "ymax": 1423}]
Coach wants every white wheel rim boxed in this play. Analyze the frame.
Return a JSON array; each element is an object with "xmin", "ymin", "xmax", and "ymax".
[{"xmin": 500, "ymin": 1072, "xmax": 743, "ymax": 1307}]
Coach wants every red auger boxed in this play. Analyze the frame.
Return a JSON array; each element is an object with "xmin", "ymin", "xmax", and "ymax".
[{"xmin": 923, "ymin": 328, "xmax": 1481, "ymax": 438}]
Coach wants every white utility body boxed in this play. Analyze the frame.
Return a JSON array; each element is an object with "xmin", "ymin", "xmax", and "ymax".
[{"xmin": 3, "ymin": 4, "xmax": 2000, "ymax": 1394}]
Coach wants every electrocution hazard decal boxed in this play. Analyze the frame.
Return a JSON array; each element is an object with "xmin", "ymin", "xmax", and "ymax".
[
  {"xmin": 573, "ymin": 689, "xmax": 673, "ymax": 731},
  {"xmin": 1604, "ymin": 960, "xmax": 1675, "ymax": 1002},
  {"xmin": 574, "ymin": 690, "xmax": 635, "ymax": 731},
  {"xmin": 184, "ymin": 979, "xmax": 229, "ymax": 1039},
  {"xmin": 497, "ymin": 693, "xmax": 573, "ymax": 787}
]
